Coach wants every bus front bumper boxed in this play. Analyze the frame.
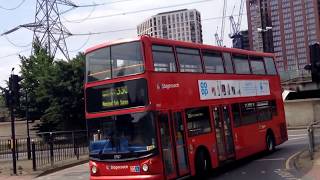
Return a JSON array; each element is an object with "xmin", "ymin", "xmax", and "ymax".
[{"xmin": 90, "ymin": 174, "xmax": 163, "ymax": 180}]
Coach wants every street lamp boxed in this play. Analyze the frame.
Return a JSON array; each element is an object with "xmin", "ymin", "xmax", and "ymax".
[
  {"xmin": 257, "ymin": 26, "xmax": 272, "ymax": 32},
  {"xmin": 257, "ymin": 26, "xmax": 273, "ymax": 52}
]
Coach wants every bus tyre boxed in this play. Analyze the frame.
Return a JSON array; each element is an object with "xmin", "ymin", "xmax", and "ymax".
[
  {"xmin": 195, "ymin": 150, "xmax": 210, "ymax": 178},
  {"xmin": 266, "ymin": 134, "xmax": 275, "ymax": 152}
]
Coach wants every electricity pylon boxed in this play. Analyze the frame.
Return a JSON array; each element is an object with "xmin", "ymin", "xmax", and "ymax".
[{"xmin": 32, "ymin": 0, "xmax": 77, "ymax": 60}]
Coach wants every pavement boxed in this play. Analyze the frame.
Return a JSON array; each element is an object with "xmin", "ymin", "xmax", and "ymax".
[
  {"xmin": 0, "ymin": 156, "xmax": 88, "ymax": 180},
  {"xmin": 294, "ymin": 146, "xmax": 320, "ymax": 180}
]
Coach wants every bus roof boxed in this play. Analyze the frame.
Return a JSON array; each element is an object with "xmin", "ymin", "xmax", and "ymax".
[{"xmin": 85, "ymin": 35, "xmax": 275, "ymax": 58}]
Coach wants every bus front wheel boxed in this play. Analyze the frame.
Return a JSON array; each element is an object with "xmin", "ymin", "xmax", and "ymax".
[{"xmin": 195, "ymin": 149, "xmax": 210, "ymax": 178}]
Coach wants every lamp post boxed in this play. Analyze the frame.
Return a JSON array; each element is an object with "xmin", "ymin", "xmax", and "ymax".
[
  {"xmin": 257, "ymin": 26, "xmax": 272, "ymax": 52},
  {"xmin": 26, "ymin": 90, "xmax": 31, "ymax": 160},
  {"xmin": 10, "ymin": 68, "xmax": 17, "ymax": 175}
]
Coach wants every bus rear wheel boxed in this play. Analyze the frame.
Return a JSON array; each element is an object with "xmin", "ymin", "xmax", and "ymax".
[
  {"xmin": 266, "ymin": 133, "xmax": 275, "ymax": 152},
  {"xmin": 195, "ymin": 150, "xmax": 210, "ymax": 178}
]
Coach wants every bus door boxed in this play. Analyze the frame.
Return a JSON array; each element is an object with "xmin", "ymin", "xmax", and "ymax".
[
  {"xmin": 212, "ymin": 105, "xmax": 235, "ymax": 162},
  {"xmin": 158, "ymin": 112, "xmax": 177, "ymax": 179},
  {"xmin": 171, "ymin": 111, "xmax": 190, "ymax": 176}
]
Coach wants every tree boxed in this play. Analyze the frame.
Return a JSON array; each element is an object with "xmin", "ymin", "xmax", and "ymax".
[
  {"xmin": 19, "ymin": 42, "xmax": 86, "ymax": 132},
  {"xmin": 37, "ymin": 53, "xmax": 86, "ymax": 132},
  {"xmin": 20, "ymin": 43, "xmax": 55, "ymax": 120}
]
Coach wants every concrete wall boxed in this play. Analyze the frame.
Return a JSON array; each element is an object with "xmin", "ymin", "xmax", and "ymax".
[
  {"xmin": 0, "ymin": 107, "xmax": 9, "ymax": 122},
  {"xmin": 284, "ymin": 98, "xmax": 320, "ymax": 127},
  {"xmin": 0, "ymin": 120, "xmax": 39, "ymax": 137}
]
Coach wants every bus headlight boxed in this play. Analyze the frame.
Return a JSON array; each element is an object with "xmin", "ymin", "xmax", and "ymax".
[
  {"xmin": 142, "ymin": 164, "xmax": 149, "ymax": 172},
  {"xmin": 91, "ymin": 165, "xmax": 98, "ymax": 174}
]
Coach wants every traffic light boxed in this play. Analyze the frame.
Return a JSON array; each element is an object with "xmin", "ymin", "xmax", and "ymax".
[
  {"xmin": 309, "ymin": 43, "xmax": 320, "ymax": 82},
  {"xmin": 4, "ymin": 89, "xmax": 12, "ymax": 107},
  {"xmin": 9, "ymin": 75, "xmax": 22, "ymax": 107}
]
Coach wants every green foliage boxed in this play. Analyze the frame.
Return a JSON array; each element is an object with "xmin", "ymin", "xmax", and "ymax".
[
  {"xmin": 19, "ymin": 42, "xmax": 86, "ymax": 132},
  {"xmin": 0, "ymin": 95, "xmax": 4, "ymax": 107}
]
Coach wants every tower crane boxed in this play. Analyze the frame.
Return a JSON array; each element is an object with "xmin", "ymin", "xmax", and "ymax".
[
  {"xmin": 215, "ymin": 0, "xmax": 227, "ymax": 46},
  {"xmin": 229, "ymin": 0, "xmax": 245, "ymax": 48}
]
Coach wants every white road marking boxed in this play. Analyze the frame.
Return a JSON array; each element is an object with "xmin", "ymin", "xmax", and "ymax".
[
  {"xmin": 288, "ymin": 134, "xmax": 307, "ymax": 137},
  {"xmin": 274, "ymin": 169, "xmax": 300, "ymax": 180},
  {"xmin": 256, "ymin": 158, "xmax": 285, "ymax": 161},
  {"xmin": 288, "ymin": 137, "xmax": 306, "ymax": 141},
  {"xmin": 285, "ymin": 151, "xmax": 302, "ymax": 170}
]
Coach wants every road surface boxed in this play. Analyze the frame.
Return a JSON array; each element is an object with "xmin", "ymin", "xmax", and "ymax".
[{"xmin": 36, "ymin": 129, "xmax": 308, "ymax": 180}]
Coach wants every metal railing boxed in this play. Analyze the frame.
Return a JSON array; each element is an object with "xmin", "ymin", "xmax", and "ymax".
[
  {"xmin": 0, "ymin": 130, "xmax": 89, "ymax": 171},
  {"xmin": 31, "ymin": 131, "xmax": 88, "ymax": 170},
  {"xmin": 308, "ymin": 121, "xmax": 320, "ymax": 160}
]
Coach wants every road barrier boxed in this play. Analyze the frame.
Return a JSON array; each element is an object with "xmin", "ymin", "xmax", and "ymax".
[{"xmin": 308, "ymin": 121, "xmax": 320, "ymax": 160}]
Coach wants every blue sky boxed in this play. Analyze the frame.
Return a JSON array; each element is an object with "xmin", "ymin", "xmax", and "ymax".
[{"xmin": 0, "ymin": 0, "xmax": 247, "ymax": 86}]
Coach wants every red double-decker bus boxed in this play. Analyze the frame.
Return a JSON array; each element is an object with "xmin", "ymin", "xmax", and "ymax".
[{"xmin": 85, "ymin": 36, "xmax": 287, "ymax": 180}]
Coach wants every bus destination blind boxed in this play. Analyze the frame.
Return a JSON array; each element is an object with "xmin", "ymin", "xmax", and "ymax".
[{"xmin": 102, "ymin": 86, "xmax": 129, "ymax": 108}]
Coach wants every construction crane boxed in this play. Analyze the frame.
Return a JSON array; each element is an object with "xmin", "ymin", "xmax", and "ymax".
[
  {"xmin": 229, "ymin": 0, "xmax": 245, "ymax": 48},
  {"xmin": 215, "ymin": 0, "xmax": 227, "ymax": 46}
]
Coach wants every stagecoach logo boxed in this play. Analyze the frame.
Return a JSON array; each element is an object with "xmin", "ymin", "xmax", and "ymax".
[
  {"xmin": 106, "ymin": 165, "xmax": 129, "ymax": 170},
  {"xmin": 114, "ymin": 154, "xmax": 122, "ymax": 159},
  {"xmin": 157, "ymin": 83, "xmax": 180, "ymax": 90}
]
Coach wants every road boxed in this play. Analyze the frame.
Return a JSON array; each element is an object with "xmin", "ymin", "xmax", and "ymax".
[
  {"xmin": 206, "ymin": 129, "xmax": 307, "ymax": 180},
  {"xmin": 36, "ymin": 129, "xmax": 308, "ymax": 180}
]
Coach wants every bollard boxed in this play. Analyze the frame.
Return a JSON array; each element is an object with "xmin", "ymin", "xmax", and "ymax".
[
  {"xmin": 76, "ymin": 145, "xmax": 79, "ymax": 160},
  {"xmin": 32, "ymin": 141, "xmax": 36, "ymax": 171},
  {"xmin": 16, "ymin": 139, "xmax": 19, "ymax": 161},
  {"xmin": 72, "ymin": 131, "xmax": 76, "ymax": 156},
  {"xmin": 308, "ymin": 127, "xmax": 314, "ymax": 160},
  {"xmin": 50, "ymin": 133, "xmax": 54, "ymax": 167},
  {"xmin": 27, "ymin": 137, "xmax": 31, "ymax": 160}
]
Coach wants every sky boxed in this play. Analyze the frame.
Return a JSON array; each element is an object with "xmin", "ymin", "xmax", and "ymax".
[{"xmin": 0, "ymin": 0, "xmax": 248, "ymax": 87}]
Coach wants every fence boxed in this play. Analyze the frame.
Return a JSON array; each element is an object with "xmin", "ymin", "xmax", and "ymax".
[
  {"xmin": 0, "ymin": 130, "xmax": 89, "ymax": 171},
  {"xmin": 0, "ymin": 135, "xmax": 31, "ymax": 160},
  {"xmin": 307, "ymin": 121, "xmax": 320, "ymax": 160}
]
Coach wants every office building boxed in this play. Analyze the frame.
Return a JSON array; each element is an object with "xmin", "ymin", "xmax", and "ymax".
[
  {"xmin": 137, "ymin": 9, "xmax": 203, "ymax": 43},
  {"xmin": 247, "ymin": 0, "xmax": 320, "ymax": 79}
]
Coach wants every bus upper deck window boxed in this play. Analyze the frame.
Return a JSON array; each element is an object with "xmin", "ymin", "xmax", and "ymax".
[
  {"xmin": 111, "ymin": 42, "xmax": 144, "ymax": 78},
  {"xmin": 152, "ymin": 45, "xmax": 177, "ymax": 72},
  {"xmin": 222, "ymin": 53, "xmax": 234, "ymax": 74},
  {"xmin": 176, "ymin": 47, "xmax": 203, "ymax": 73},
  {"xmin": 202, "ymin": 51, "xmax": 224, "ymax": 74},
  {"xmin": 250, "ymin": 56, "xmax": 266, "ymax": 75},
  {"xmin": 233, "ymin": 55, "xmax": 251, "ymax": 74},
  {"xmin": 86, "ymin": 47, "xmax": 111, "ymax": 82},
  {"xmin": 264, "ymin": 57, "xmax": 277, "ymax": 75}
]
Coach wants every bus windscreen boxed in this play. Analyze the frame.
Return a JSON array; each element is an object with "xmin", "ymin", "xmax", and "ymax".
[{"xmin": 86, "ymin": 79, "xmax": 148, "ymax": 113}]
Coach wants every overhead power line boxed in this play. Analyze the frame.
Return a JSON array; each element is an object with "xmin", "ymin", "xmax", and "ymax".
[
  {"xmin": 60, "ymin": 0, "xmax": 136, "ymax": 15},
  {"xmin": 3, "ymin": 35, "xmax": 32, "ymax": 48},
  {"xmin": 0, "ymin": 48, "xmax": 31, "ymax": 59},
  {"xmin": 0, "ymin": 0, "xmax": 26, "ymax": 10},
  {"xmin": 61, "ymin": 5, "xmax": 97, "ymax": 23},
  {"xmin": 63, "ymin": 0, "xmax": 215, "ymax": 23},
  {"xmin": 71, "ymin": 14, "xmax": 246, "ymax": 36}
]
